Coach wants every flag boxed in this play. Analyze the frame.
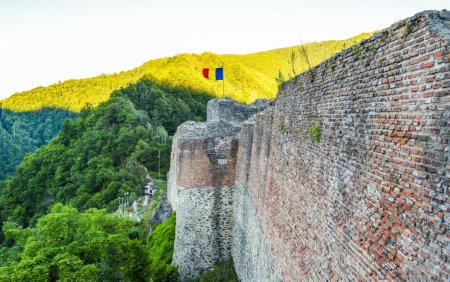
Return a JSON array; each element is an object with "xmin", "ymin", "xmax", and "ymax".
[{"xmin": 202, "ymin": 68, "xmax": 223, "ymax": 80}]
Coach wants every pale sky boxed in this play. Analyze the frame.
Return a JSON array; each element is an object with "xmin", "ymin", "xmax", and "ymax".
[{"xmin": 0, "ymin": 0, "xmax": 447, "ymax": 99}]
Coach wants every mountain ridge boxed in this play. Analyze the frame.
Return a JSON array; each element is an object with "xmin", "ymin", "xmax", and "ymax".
[{"xmin": 1, "ymin": 32, "xmax": 374, "ymax": 112}]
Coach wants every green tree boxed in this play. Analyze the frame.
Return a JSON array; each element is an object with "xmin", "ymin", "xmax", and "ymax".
[
  {"xmin": 0, "ymin": 108, "xmax": 75, "ymax": 180},
  {"xmin": 0, "ymin": 204, "xmax": 146, "ymax": 282},
  {"xmin": 0, "ymin": 95, "xmax": 172, "ymax": 231}
]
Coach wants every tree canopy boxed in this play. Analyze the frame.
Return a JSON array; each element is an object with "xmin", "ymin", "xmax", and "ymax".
[
  {"xmin": 0, "ymin": 204, "xmax": 148, "ymax": 282},
  {"xmin": 0, "ymin": 78, "xmax": 211, "ymax": 280},
  {"xmin": 0, "ymin": 108, "xmax": 75, "ymax": 180},
  {"xmin": 0, "ymin": 79, "xmax": 211, "ymax": 239}
]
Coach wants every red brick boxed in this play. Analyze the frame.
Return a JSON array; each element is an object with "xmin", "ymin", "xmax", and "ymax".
[
  {"xmin": 433, "ymin": 51, "xmax": 443, "ymax": 58},
  {"xmin": 421, "ymin": 61, "xmax": 435, "ymax": 68}
]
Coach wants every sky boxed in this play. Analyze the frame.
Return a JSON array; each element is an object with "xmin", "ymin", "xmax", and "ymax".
[{"xmin": 0, "ymin": 0, "xmax": 447, "ymax": 100}]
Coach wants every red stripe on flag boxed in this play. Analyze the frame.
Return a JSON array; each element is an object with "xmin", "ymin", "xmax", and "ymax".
[{"xmin": 202, "ymin": 68, "xmax": 209, "ymax": 79}]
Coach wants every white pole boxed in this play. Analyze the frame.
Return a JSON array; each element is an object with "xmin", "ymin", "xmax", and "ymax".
[{"xmin": 158, "ymin": 150, "xmax": 161, "ymax": 179}]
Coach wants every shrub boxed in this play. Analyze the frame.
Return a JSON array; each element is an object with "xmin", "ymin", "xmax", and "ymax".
[{"xmin": 308, "ymin": 120, "xmax": 321, "ymax": 143}]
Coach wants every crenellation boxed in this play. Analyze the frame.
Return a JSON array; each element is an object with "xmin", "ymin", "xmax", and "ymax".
[
  {"xmin": 168, "ymin": 9, "xmax": 450, "ymax": 282},
  {"xmin": 207, "ymin": 97, "xmax": 269, "ymax": 125}
]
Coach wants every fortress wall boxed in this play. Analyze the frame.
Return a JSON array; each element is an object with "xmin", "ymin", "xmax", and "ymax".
[
  {"xmin": 176, "ymin": 138, "xmax": 238, "ymax": 189},
  {"xmin": 235, "ymin": 10, "xmax": 449, "ymax": 281},
  {"xmin": 172, "ymin": 186, "xmax": 234, "ymax": 280},
  {"xmin": 169, "ymin": 10, "xmax": 450, "ymax": 282},
  {"xmin": 167, "ymin": 131, "xmax": 180, "ymax": 209},
  {"xmin": 232, "ymin": 114, "xmax": 283, "ymax": 281},
  {"xmin": 168, "ymin": 121, "xmax": 240, "ymax": 210},
  {"xmin": 168, "ymin": 120, "xmax": 241, "ymax": 280},
  {"xmin": 207, "ymin": 98, "xmax": 268, "ymax": 125}
]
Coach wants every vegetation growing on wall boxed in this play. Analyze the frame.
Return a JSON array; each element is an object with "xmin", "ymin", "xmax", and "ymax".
[{"xmin": 308, "ymin": 120, "xmax": 321, "ymax": 143}]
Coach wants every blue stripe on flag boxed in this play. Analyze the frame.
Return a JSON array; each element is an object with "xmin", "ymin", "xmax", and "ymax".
[{"xmin": 215, "ymin": 68, "xmax": 223, "ymax": 80}]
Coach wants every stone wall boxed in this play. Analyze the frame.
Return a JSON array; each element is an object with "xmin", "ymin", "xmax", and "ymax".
[
  {"xmin": 169, "ymin": 10, "xmax": 450, "ymax": 282},
  {"xmin": 172, "ymin": 186, "xmax": 234, "ymax": 280},
  {"xmin": 207, "ymin": 98, "xmax": 268, "ymax": 125},
  {"xmin": 237, "ymin": 10, "xmax": 449, "ymax": 281},
  {"xmin": 168, "ymin": 116, "xmax": 243, "ymax": 280},
  {"xmin": 167, "ymin": 120, "xmax": 240, "ymax": 211}
]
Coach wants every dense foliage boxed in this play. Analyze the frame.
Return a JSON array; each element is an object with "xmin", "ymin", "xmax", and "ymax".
[
  {"xmin": 114, "ymin": 80, "xmax": 212, "ymax": 135},
  {"xmin": 0, "ymin": 108, "xmax": 75, "ymax": 180},
  {"xmin": 0, "ymin": 33, "xmax": 373, "ymax": 112},
  {"xmin": 148, "ymin": 213, "xmax": 179, "ymax": 282},
  {"xmin": 0, "ymin": 80, "xmax": 212, "ymax": 230},
  {"xmin": 0, "ymin": 204, "xmax": 148, "ymax": 282},
  {"xmin": 0, "ymin": 77, "xmax": 217, "ymax": 280},
  {"xmin": 0, "ymin": 95, "xmax": 166, "ymax": 230}
]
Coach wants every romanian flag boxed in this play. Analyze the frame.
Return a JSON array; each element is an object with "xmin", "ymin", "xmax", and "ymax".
[{"xmin": 202, "ymin": 68, "xmax": 223, "ymax": 80}]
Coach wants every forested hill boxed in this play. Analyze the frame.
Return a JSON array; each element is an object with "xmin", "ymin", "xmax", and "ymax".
[
  {"xmin": 0, "ymin": 80, "xmax": 210, "ymax": 281},
  {"xmin": 0, "ymin": 32, "xmax": 373, "ymax": 281},
  {"xmin": 0, "ymin": 32, "xmax": 373, "ymax": 112},
  {"xmin": 0, "ymin": 79, "xmax": 211, "ymax": 229},
  {"xmin": 0, "ymin": 108, "xmax": 75, "ymax": 180}
]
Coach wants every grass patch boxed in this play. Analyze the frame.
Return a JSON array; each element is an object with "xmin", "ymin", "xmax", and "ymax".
[{"xmin": 308, "ymin": 120, "xmax": 321, "ymax": 143}]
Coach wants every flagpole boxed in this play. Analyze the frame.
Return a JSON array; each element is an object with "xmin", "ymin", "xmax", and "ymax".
[{"xmin": 222, "ymin": 62, "xmax": 224, "ymax": 98}]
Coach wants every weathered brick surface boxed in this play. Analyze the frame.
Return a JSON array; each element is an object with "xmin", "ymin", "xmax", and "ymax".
[
  {"xmin": 176, "ymin": 138, "xmax": 239, "ymax": 188},
  {"xmin": 233, "ymin": 184, "xmax": 282, "ymax": 282},
  {"xmin": 167, "ymin": 120, "xmax": 240, "ymax": 210},
  {"xmin": 232, "ymin": 116, "xmax": 282, "ymax": 281},
  {"xmin": 169, "ymin": 10, "xmax": 450, "ymax": 282},
  {"xmin": 239, "ymin": 10, "xmax": 450, "ymax": 282}
]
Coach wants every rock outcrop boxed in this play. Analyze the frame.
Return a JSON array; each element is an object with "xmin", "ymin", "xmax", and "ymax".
[{"xmin": 150, "ymin": 192, "xmax": 173, "ymax": 228}]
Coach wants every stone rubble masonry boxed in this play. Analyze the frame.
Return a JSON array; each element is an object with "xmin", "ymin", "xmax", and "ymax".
[
  {"xmin": 168, "ymin": 101, "xmax": 255, "ymax": 279},
  {"xmin": 172, "ymin": 186, "xmax": 234, "ymax": 280},
  {"xmin": 207, "ymin": 98, "xmax": 269, "ymax": 126},
  {"xmin": 168, "ymin": 10, "xmax": 450, "ymax": 282}
]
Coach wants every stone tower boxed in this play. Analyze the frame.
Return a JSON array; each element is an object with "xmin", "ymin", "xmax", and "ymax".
[{"xmin": 167, "ymin": 98, "xmax": 268, "ymax": 280}]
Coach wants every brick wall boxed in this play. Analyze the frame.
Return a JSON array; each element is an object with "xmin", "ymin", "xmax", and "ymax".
[
  {"xmin": 237, "ymin": 10, "xmax": 449, "ymax": 281},
  {"xmin": 232, "ymin": 116, "xmax": 282, "ymax": 281},
  {"xmin": 169, "ymin": 10, "xmax": 450, "ymax": 282}
]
